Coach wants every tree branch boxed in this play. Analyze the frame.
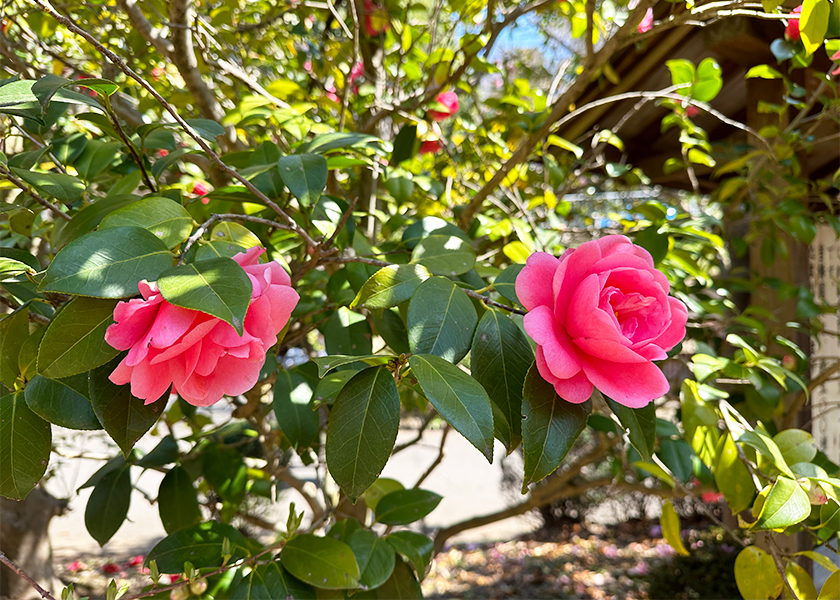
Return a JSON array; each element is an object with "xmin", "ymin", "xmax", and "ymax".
[
  {"xmin": 0, "ymin": 551, "xmax": 58, "ymax": 600},
  {"xmin": 116, "ymin": 0, "xmax": 174, "ymax": 56},
  {"xmin": 0, "ymin": 165, "xmax": 71, "ymax": 220}
]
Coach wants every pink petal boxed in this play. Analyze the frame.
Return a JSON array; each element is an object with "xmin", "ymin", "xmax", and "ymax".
[
  {"xmin": 574, "ymin": 337, "xmax": 647, "ymax": 363},
  {"xmin": 635, "ymin": 344, "xmax": 668, "ymax": 361},
  {"xmin": 594, "ymin": 235, "xmax": 633, "ymax": 256},
  {"xmin": 109, "ymin": 358, "xmax": 133, "ymax": 385},
  {"xmin": 105, "ymin": 299, "xmax": 160, "ymax": 350},
  {"xmin": 515, "ymin": 252, "xmax": 560, "ymax": 310},
  {"xmin": 233, "ymin": 246, "xmax": 265, "ymax": 267},
  {"xmin": 553, "ymin": 240, "xmax": 603, "ymax": 320},
  {"xmin": 552, "ymin": 370, "xmax": 594, "ymax": 404},
  {"xmin": 151, "ymin": 319, "xmax": 218, "ymax": 363},
  {"xmin": 128, "ymin": 359, "xmax": 172, "ymax": 403},
  {"xmin": 258, "ymin": 285, "xmax": 299, "ymax": 334},
  {"xmin": 565, "ymin": 273, "xmax": 623, "ymax": 343},
  {"xmin": 652, "ymin": 297, "xmax": 688, "ymax": 351},
  {"xmin": 523, "ymin": 305, "xmax": 581, "ymax": 378},
  {"xmin": 582, "ymin": 357, "xmax": 669, "ymax": 408},
  {"xmin": 147, "ymin": 303, "xmax": 198, "ymax": 348}
]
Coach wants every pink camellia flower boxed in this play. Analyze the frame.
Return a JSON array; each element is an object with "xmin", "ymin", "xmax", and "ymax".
[
  {"xmin": 428, "ymin": 91, "xmax": 459, "ymax": 122},
  {"xmin": 364, "ymin": 0, "xmax": 389, "ymax": 36},
  {"xmin": 102, "ymin": 563, "xmax": 120, "ymax": 574},
  {"xmin": 67, "ymin": 561, "xmax": 88, "ymax": 573},
  {"xmin": 127, "ymin": 555, "xmax": 144, "ymax": 567},
  {"xmin": 348, "ymin": 62, "xmax": 364, "ymax": 90},
  {"xmin": 105, "ymin": 247, "xmax": 299, "ymax": 407},
  {"xmin": 191, "ymin": 182, "xmax": 209, "ymax": 196},
  {"xmin": 785, "ymin": 6, "xmax": 802, "ymax": 41},
  {"xmin": 515, "ymin": 236, "xmax": 687, "ymax": 408},
  {"xmin": 831, "ymin": 49, "xmax": 840, "ymax": 76},
  {"xmin": 637, "ymin": 8, "xmax": 653, "ymax": 34},
  {"xmin": 419, "ymin": 140, "xmax": 442, "ymax": 155}
]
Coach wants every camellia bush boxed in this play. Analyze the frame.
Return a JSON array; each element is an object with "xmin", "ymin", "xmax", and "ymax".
[{"xmin": 1, "ymin": 1, "xmax": 840, "ymax": 599}]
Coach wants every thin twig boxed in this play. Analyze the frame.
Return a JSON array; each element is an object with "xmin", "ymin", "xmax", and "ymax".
[
  {"xmin": 414, "ymin": 424, "xmax": 451, "ymax": 488},
  {"xmin": 323, "ymin": 197, "xmax": 358, "ymax": 251},
  {"xmin": 0, "ymin": 165, "xmax": 71, "ymax": 220},
  {"xmin": 103, "ymin": 96, "xmax": 156, "ymax": 192},
  {"xmin": 178, "ymin": 213, "xmax": 294, "ymax": 264},
  {"xmin": 0, "ymin": 551, "xmax": 58, "ymax": 600}
]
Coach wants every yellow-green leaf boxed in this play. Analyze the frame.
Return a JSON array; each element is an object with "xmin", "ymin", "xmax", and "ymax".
[{"xmin": 660, "ymin": 500, "xmax": 689, "ymax": 556}]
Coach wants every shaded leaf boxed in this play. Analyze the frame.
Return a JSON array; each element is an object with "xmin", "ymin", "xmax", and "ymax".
[
  {"xmin": 407, "ymin": 277, "xmax": 477, "ymax": 364},
  {"xmin": 0, "ymin": 392, "xmax": 51, "ymax": 500},
  {"xmin": 281, "ymin": 534, "xmax": 360, "ymax": 589},
  {"xmin": 24, "ymin": 373, "xmax": 101, "ymax": 430},
  {"xmin": 375, "ymin": 489, "xmax": 442, "ymax": 525}
]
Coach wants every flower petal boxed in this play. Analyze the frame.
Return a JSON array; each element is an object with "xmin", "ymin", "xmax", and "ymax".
[
  {"xmin": 524, "ymin": 305, "xmax": 581, "ymax": 379},
  {"xmin": 581, "ymin": 357, "xmax": 669, "ymax": 408},
  {"xmin": 653, "ymin": 297, "xmax": 688, "ymax": 351},
  {"xmin": 515, "ymin": 252, "xmax": 560, "ymax": 310},
  {"xmin": 565, "ymin": 273, "xmax": 623, "ymax": 343},
  {"xmin": 553, "ymin": 370, "xmax": 594, "ymax": 404}
]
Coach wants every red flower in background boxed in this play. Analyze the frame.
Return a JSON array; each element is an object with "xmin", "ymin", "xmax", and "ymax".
[
  {"xmin": 637, "ymin": 8, "xmax": 653, "ymax": 34},
  {"xmin": 419, "ymin": 140, "xmax": 442, "ymax": 155},
  {"xmin": 191, "ymin": 182, "xmax": 209, "ymax": 197},
  {"xmin": 364, "ymin": 0, "xmax": 389, "ymax": 36},
  {"xmin": 428, "ymin": 91, "xmax": 459, "ymax": 122},
  {"xmin": 785, "ymin": 6, "xmax": 802, "ymax": 41}
]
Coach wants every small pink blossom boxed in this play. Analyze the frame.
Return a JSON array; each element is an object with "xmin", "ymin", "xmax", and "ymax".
[
  {"xmin": 515, "ymin": 236, "xmax": 687, "ymax": 408},
  {"xmin": 105, "ymin": 247, "xmax": 299, "ymax": 406},
  {"xmin": 191, "ymin": 182, "xmax": 209, "ymax": 196},
  {"xmin": 428, "ymin": 91, "xmax": 459, "ymax": 121},
  {"xmin": 363, "ymin": 0, "xmax": 389, "ymax": 36},
  {"xmin": 325, "ymin": 85, "xmax": 340, "ymax": 103},
  {"xmin": 685, "ymin": 105, "xmax": 700, "ymax": 118},
  {"xmin": 419, "ymin": 140, "xmax": 442, "ymax": 155},
  {"xmin": 102, "ymin": 563, "xmax": 120, "ymax": 574},
  {"xmin": 702, "ymin": 491, "xmax": 723, "ymax": 503},
  {"xmin": 785, "ymin": 6, "xmax": 802, "ymax": 41},
  {"xmin": 348, "ymin": 62, "xmax": 364, "ymax": 90},
  {"xmin": 303, "ymin": 60, "xmax": 313, "ymax": 72},
  {"xmin": 127, "ymin": 555, "xmax": 144, "ymax": 567},
  {"xmin": 637, "ymin": 8, "xmax": 653, "ymax": 34},
  {"xmin": 67, "ymin": 561, "xmax": 88, "ymax": 573}
]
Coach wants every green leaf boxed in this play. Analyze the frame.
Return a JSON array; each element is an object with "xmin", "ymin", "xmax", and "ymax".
[
  {"xmin": 666, "ymin": 59, "xmax": 695, "ymax": 95},
  {"xmin": 0, "ymin": 257, "xmax": 34, "ymax": 281},
  {"xmin": 184, "ymin": 118, "xmax": 225, "ymax": 141},
  {"xmin": 407, "ymin": 277, "xmax": 477, "ymax": 364},
  {"xmin": 751, "ymin": 476, "xmax": 811, "ymax": 530},
  {"xmin": 471, "ymin": 310, "xmax": 533, "ymax": 453},
  {"xmin": 364, "ymin": 478, "xmax": 404, "ymax": 512},
  {"xmin": 37, "ymin": 297, "xmax": 120, "ymax": 379},
  {"xmin": 88, "ymin": 360, "xmax": 164, "ymax": 457},
  {"xmin": 73, "ymin": 78, "xmax": 119, "ymax": 97},
  {"xmin": 348, "ymin": 530, "xmax": 396, "ymax": 590},
  {"xmin": 313, "ymin": 369, "xmax": 357, "ymax": 407},
  {"xmin": 157, "ymin": 465, "xmax": 201, "ymax": 533},
  {"xmin": 17, "ymin": 325, "xmax": 46, "ymax": 381},
  {"xmin": 819, "ymin": 571, "xmax": 840, "ymax": 600},
  {"xmin": 51, "ymin": 194, "xmax": 139, "ymax": 249},
  {"xmin": 385, "ymin": 531, "xmax": 433, "ymax": 580},
  {"xmin": 100, "ymin": 196, "xmax": 193, "ymax": 249},
  {"xmin": 40, "ymin": 226, "xmax": 173, "ymax": 297},
  {"xmin": 660, "ymin": 500, "xmax": 689, "ymax": 556},
  {"xmin": 820, "ymin": 498, "xmax": 840, "ymax": 530},
  {"xmin": 605, "ymin": 396, "xmax": 656, "ymax": 462},
  {"xmin": 24, "ymin": 373, "xmax": 102, "ymax": 430},
  {"xmin": 734, "ymin": 546, "xmax": 784, "ymax": 600},
  {"xmin": 658, "ymin": 439, "xmax": 695, "ymax": 483},
  {"xmin": 786, "ymin": 561, "xmax": 819, "ymax": 600},
  {"xmin": 303, "ymin": 132, "xmax": 380, "ymax": 154},
  {"xmin": 521, "ymin": 363, "xmax": 591, "ymax": 490},
  {"xmin": 137, "ymin": 435, "xmax": 179, "ymax": 468},
  {"xmin": 203, "ymin": 443, "xmax": 248, "ymax": 505},
  {"xmin": 351, "ymin": 264, "xmax": 432, "ymax": 309},
  {"xmin": 195, "ymin": 240, "xmax": 247, "ymax": 260},
  {"xmin": 494, "ymin": 264, "xmax": 524, "ymax": 305},
  {"xmin": 391, "ymin": 125, "xmax": 417, "ymax": 165},
  {"xmin": 157, "ymin": 258, "xmax": 252, "ymax": 335},
  {"xmin": 73, "ymin": 140, "xmax": 122, "ymax": 180},
  {"xmin": 273, "ymin": 364, "xmax": 319, "ymax": 450},
  {"xmin": 714, "ymin": 433, "xmax": 755, "ymax": 514},
  {"xmin": 0, "ymin": 306, "xmax": 29, "ymax": 388},
  {"xmin": 210, "ymin": 221, "xmax": 262, "ymax": 249},
  {"xmin": 694, "ymin": 58, "xmax": 723, "ymax": 102},
  {"xmin": 801, "ymin": 0, "xmax": 830, "ymax": 56},
  {"xmin": 374, "ymin": 489, "xmax": 443, "ymax": 525},
  {"xmin": 359, "ymin": 560, "xmax": 423, "ymax": 599},
  {"xmin": 311, "ymin": 355, "xmax": 394, "ymax": 378},
  {"xmin": 322, "ymin": 307, "xmax": 374, "ymax": 357},
  {"xmin": 146, "ymin": 522, "xmax": 248, "ymax": 573},
  {"xmin": 401, "ymin": 217, "xmax": 470, "ymax": 249},
  {"xmin": 230, "ymin": 562, "xmax": 315, "ymax": 600},
  {"xmin": 408, "ymin": 354, "xmax": 495, "ymax": 461},
  {"xmin": 281, "ymin": 534, "xmax": 361, "ymax": 589},
  {"xmin": 774, "ymin": 429, "xmax": 818, "ymax": 465},
  {"xmin": 370, "ymin": 309, "xmax": 410, "ymax": 355},
  {"xmin": 326, "ymin": 367, "xmax": 400, "ymax": 502},
  {"xmin": 0, "ymin": 392, "xmax": 51, "ymax": 500},
  {"xmin": 276, "ymin": 154, "xmax": 327, "ymax": 205},
  {"xmin": 410, "ymin": 235, "xmax": 475, "ymax": 276},
  {"xmin": 9, "ymin": 166, "xmax": 85, "ymax": 203},
  {"xmin": 84, "ymin": 465, "xmax": 131, "ymax": 546},
  {"xmin": 738, "ymin": 430, "xmax": 795, "ymax": 478}
]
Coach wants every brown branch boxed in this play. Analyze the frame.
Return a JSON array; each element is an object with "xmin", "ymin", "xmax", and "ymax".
[
  {"xmin": 178, "ymin": 213, "xmax": 294, "ymax": 264},
  {"xmin": 116, "ymin": 0, "xmax": 174, "ymax": 56},
  {"xmin": 414, "ymin": 424, "xmax": 451, "ymax": 488},
  {"xmin": 0, "ymin": 165, "xmax": 71, "ymax": 220},
  {"xmin": 0, "ymin": 550, "xmax": 58, "ymax": 600},
  {"xmin": 103, "ymin": 96, "xmax": 156, "ymax": 192}
]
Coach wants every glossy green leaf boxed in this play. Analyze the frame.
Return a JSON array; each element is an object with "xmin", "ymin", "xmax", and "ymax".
[
  {"xmin": 203, "ymin": 443, "xmax": 248, "ymax": 505},
  {"xmin": 9, "ymin": 166, "xmax": 85, "ymax": 203},
  {"xmin": 100, "ymin": 196, "xmax": 193, "ymax": 249},
  {"xmin": 38, "ymin": 297, "xmax": 120, "ymax": 379},
  {"xmin": 88, "ymin": 360, "xmax": 164, "ymax": 457},
  {"xmin": 326, "ymin": 367, "xmax": 400, "ymax": 502},
  {"xmin": 410, "ymin": 235, "xmax": 475, "ymax": 276},
  {"xmin": 714, "ymin": 433, "xmax": 755, "ymax": 514},
  {"xmin": 313, "ymin": 369, "xmax": 357, "ymax": 407},
  {"xmin": 494, "ymin": 264, "xmax": 524, "ymax": 305},
  {"xmin": 17, "ymin": 325, "xmax": 46, "ymax": 381},
  {"xmin": 50, "ymin": 194, "xmax": 139, "ymax": 249},
  {"xmin": 311, "ymin": 355, "xmax": 393, "ymax": 378},
  {"xmin": 401, "ymin": 217, "xmax": 470, "ymax": 249},
  {"xmin": 819, "ymin": 571, "xmax": 840, "ymax": 600},
  {"xmin": 158, "ymin": 466, "xmax": 202, "ymax": 534},
  {"xmin": 391, "ymin": 125, "xmax": 417, "ymax": 165},
  {"xmin": 820, "ymin": 498, "xmax": 840, "ymax": 530},
  {"xmin": 24, "ymin": 373, "xmax": 101, "ymax": 430},
  {"xmin": 786, "ymin": 559, "xmax": 819, "ymax": 600},
  {"xmin": 276, "ymin": 153, "xmax": 327, "ymax": 205},
  {"xmin": 693, "ymin": 58, "xmax": 723, "ymax": 102},
  {"xmin": 73, "ymin": 140, "xmax": 122, "ymax": 180},
  {"xmin": 407, "ymin": 277, "xmax": 477, "ymax": 364},
  {"xmin": 273, "ymin": 364, "xmax": 319, "ymax": 450},
  {"xmin": 0, "ymin": 392, "xmax": 51, "ymax": 500},
  {"xmin": 658, "ymin": 439, "xmax": 694, "ymax": 484},
  {"xmin": 364, "ymin": 478, "xmax": 404, "ymax": 512},
  {"xmin": 801, "ymin": 0, "xmax": 830, "ymax": 56},
  {"xmin": 734, "ymin": 546, "xmax": 784, "ymax": 600},
  {"xmin": 0, "ymin": 257, "xmax": 33, "ymax": 281},
  {"xmin": 195, "ymin": 240, "xmax": 247, "ymax": 260},
  {"xmin": 84, "ymin": 465, "xmax": 131, "ymax": 546},
  {"xmin": 738, "ymin": 430, "xmax": 795, "ymax": 478},
  {"xmin": 774, "ymin": 429, "xmax": 818, "ymax": 465},
  {"xmin": 157, "ymin": 258, "xmax": 252, "ymax": 334},
  {"xmin": 605, "ymin": 396, "xmax": 656, "ymax": 462},
  {"xmin": 751, "ymin": 476, "xmax": 811, "ymax": 530},
  {"xmin": 281, "ymin": 534, "xmax": 360, "ymax": 589},
  {"xmin": 146, "ymin": 522, "xmax": 248, "ymax": 573},
  {"xmin": 358, "ymin": 560, "xmax": 423, "ymax": 599},
  {"xmin": 374, "ymin": 488, "xmax": 442, "ymax": 525},
  {"xmin": 40, "ymin": 226, "xmax": 173, "ymax": 297},
  {"xmin": 0, "ymin": 306, "xmax": 29, "ymax": 388},
  {"xmin": 210, "ymin": 222, "xmax": 262, "ymax": 249},
  {"xmin": 349, "ymin": 530, "xmax": 396, "ymax": 590},
  {"xmin": 471, "ymin": 310, "xmax": 533, "ymax": 453},
  {"xmin": 184, "ymin": 118, "xmax": 225, "ymax": 141},
  {"xmin": 351, "ymin": 264, "xmax": 432, "ymax": 309},
  {"xmin": 521, "ymin": 363, "xmax": 591, "ymax": 490},
  {"xmin": 230, "ymin": 562, "xmax": 315, "ymax": 600},
  {"xmin": 137, "ymin": 435, "xmax": 179, "ymax": 468},
  {"xmin": 370, "ymin": 309, "xmax": 411, "ymax": 355},
  {"xmin": 385, "ymin": 531, "xmax": 433, "ymax": 579},
  {"xmin": 303, "ymin": 132, "xmax": 380, "ymax": 154},
  {"xmin": 408, "ymin": 354, "xmax": 494, "ymax": 461}
]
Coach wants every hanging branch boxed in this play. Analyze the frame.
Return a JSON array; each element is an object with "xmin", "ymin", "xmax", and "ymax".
[{"xmin": 0, "ymin": 551, "xmax": 58, "ymax": 600}]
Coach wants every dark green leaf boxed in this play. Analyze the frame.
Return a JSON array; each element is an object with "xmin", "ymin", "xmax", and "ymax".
[
  {"xmin": 407, "ymin": 277, "xmax": 477, "ymax": 364},
  {"xmin": 158, "ymin": 466, "xmax": 202, "ymax": 534},
  {"xmin": 137, "ymin": 435, "xmax": 179, "ymax": 468},
  {"xmin": 146, "ymin": 522, "xmax": 248, "ymax": 573},
  {"xmin": 326, "ymin": 367, "xmax": 400, "ymax": 502},
  {"xmin": 471, "ymin": 310, "xmax": 533, "ymax": 453},
  {"xmin": 494, "ymin": 264, "xmax": 524, "ymax": 306},
  {"xmin": 37, "ymin": 297, "xmax": 120, "ymax": 379},
  {"xmin": 9, "ymin": 166, "xmax": 84, "ymax": 203},
  {"xmin": 313, "ymin": 370, "xmax": 357, "ymax": 407},
  {"xmin": 84, "ymin": 466, "xmax": 131, "ymax": 546},
  {"xmin": 363, "ymin": 560, "xmax": 423, "ymax": 599},
  {"xmin": 375, "ymin": 488, "xmax": 442, "ymax": 525},
  {"xmin": 151, "ymin": 147, "xmax": 195, "ymax": 178},
  {"xmin": 40, "ymin": 226, "xmax": 173, "ymax": 297},
  {"xmin": 0, "ymin": 392, "xmax": 51, "ymax": 500},
  {"xmin": 350, "ymin": 264, "xmax": 432, "ymax": 310},
  {"xmin": 311, "ymin": 355, "xmax": 393, "ymax": 378},
  {"xmin": 88, "ymin": 360, "xmax": 164, "ymax": 457},
  {"xmin": 391, "ymin": 125, "xmax": 417, "ymax": 165},
  {"xmin": 273, "ymin": 365, "xmax": 319, "ymax": 450},
  {"xmin": 349, "ymin": 530, "xmax": 396, "ymax": 590},
  {"xmin": 203, "ymin": 443, "xmax": 248, "ymax": 505},
  {"xmin": 370, "ymin": 309, "xmax": 411, "ymax": 355},
  {"xmin": 157, "ymin": 258, "xmax": 252, "ymax": 335},
  {"xmin": 658, "ymin": 439, "xmax": 694, "ymax": 483},
  {"xmin": 321, "ymin": 308, "xmax": 373, "ymax": 356},
  {"xmin": 50, "ymin": 194, "xmax": 139, "ymax": 249},
  {"xmin": 0, "ymin": 306, "xmax": 29, "ymax": 388},
  {"xmin": 605, "ymin": 396, "xmax": 656, "ymax": 462},
  {"xmin": 24, "ymin": 373, "xmax": 101, "ymax": 430},
  {"xmin": 78, "ymin": 454, "xmax": 127, "ymax": 491},
  {"xmin": 281, "ymin": 534, "xmax": 360, "ymax": 589},
  {"xmin": 277, "ymin": 154, "xmax": 327, "ymax": 205},
  {"xmin": 521, "ymin": 364, "xmax": 591, "ymax": 490},
  {"xmin": 401, "ymin": 217, "xmax": 470, "ymax": 249},
  {"xmin": 385, "ymin": 531, "xmax": 433, "ymax": 579},
  {"xmin": 408, "ymin": 354, "xmax": 494, "ymax": 461},
  {"xmin": 100, "ymin": 196, "xmax": 193, "ymax": 249},
  {"xmin": 185, "ymin": 118, "xmax": 225, "ymax": 141},
  {"xmin": 230, "ymin": 562, "xmax": 316, "ymax": 600},
  {"xmin": 410, "ymin": 235, "xmax": 475, "ymax": 276},
  {"xmin": 73, "ymin": 140, "xmax": 122, "ymax": 180}
]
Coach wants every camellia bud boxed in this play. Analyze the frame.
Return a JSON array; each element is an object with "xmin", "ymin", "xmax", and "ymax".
[
  {"xmin": 169, "ymin": 585, "xmax": 191, "ymax": 600},
  {"xmin": 785, "ymin": 6, "xmax": 802, "ymax": 42},
  {"xmin": 190, "ymin": 579, "xmax": 208, "ymax": 595}
]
